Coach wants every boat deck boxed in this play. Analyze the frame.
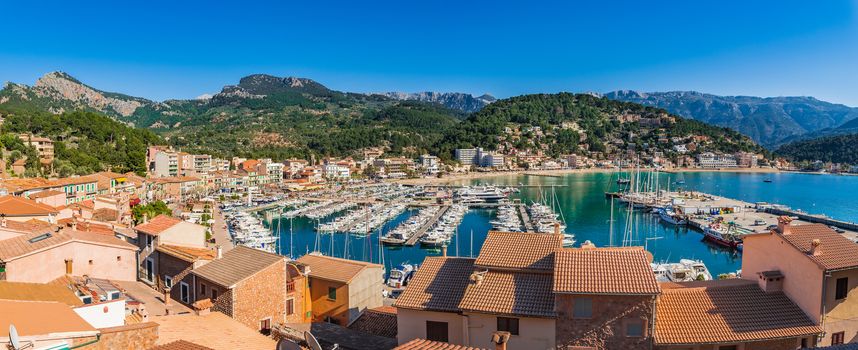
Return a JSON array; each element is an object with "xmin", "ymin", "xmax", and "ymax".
[{"xmin": 518, "ymin": 205, "xmax": 535, "ymax": 232}]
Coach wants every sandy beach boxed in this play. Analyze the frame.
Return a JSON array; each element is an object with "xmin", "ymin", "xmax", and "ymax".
[{"xmin": 395, "ymin": 167, "xmax": 782, "ymax": 185}]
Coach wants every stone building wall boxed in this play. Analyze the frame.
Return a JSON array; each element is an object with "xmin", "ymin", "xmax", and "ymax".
[
  {"xmin": 71, "ymin": 322, "xmax": 159, "ymax": 350},
  {"xmin": 232, "ymin": 259, "xmax": 287, "ymax": 331},
  {"xmin": 555, "ymin": 294, "xmax": 655, "ymax": 350},
  {"xmin": 156, "ymin": 252, "xmax": 193, "ymax": 302}
]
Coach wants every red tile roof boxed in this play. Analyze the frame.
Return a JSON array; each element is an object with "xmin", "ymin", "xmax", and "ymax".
[
  {"xmin": 459, "ymin": 270, "xmax": 555, "ymax": 317},
  {"xmin": 778, "ymin": 224, "xmax": 858, "ymax": 271},
  {"xmin": 348, "ymin": 306, "xmax": 398, "ymax": 338},
  {"xmin": 474, "ymin": 231, "xmax": 561, "ymax": 271},
  {"xmin": 394, "ymin": 339, "xmax": 486, "ymax": 350},
  {"xmin": 0, "ymin": 228, "xmax": 137, "ymax": 261},
  {"xmin": 297, "ymin": 253, "xmax": 383, "ymax": 284},
  {"xmin": 553, "ymin": 247, "xmax": 660, "ymax": 295},
  {"xmin": 134, "ymin": 214, "xmax": 182, "ymax": 236},
  {"xmin": 394, "ymin": 257, "xmax": 475, "ymax": 312},
  {"xmin": 0, "ymin": 195, "xmax": 60, "ymax": 216},
  {"xmin": 654, "ymin": 280, "xmax": 821, "ymax": 345},
  {"xmin": 149, "ymin": 340, "xmax": 214, "ymax": 350}
]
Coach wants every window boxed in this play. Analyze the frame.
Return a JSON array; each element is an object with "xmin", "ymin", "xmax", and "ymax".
[
  {"xmin": 164, "ymin": 276, "xmax": 173, "ymax": 289},
  {"xmin": 117, "ymin": 256, "xmax": 122, "ymax": 262},
  {"xmin": 65, "ymin": 259, "xmax": 73, "ymax": 275},
  {"xmin": 718, "ymin": 346, "xmax": 738, "ymax": 350},
  {"xmin": 200, "ymin": 283, "xmax": 207, "ymax": 296},
  {"xmin": 180, "ymin": 282, "xmax": 190, "ymax": 303},
  {"xmin": 286, "ymin": 298, "xmax": 295, "ymax": 316},
  {"xmin": 327, "ymin": 287, "xmax": 337, "ymax": 300},
  {"xmin": 836, "ymin": 278, "xmax": 849, "ymax": 300},
  {"xmin": 109, "ymin": 291, "xmax": 121, "ymax": 300},
  {"xmin": 497, "ymin": 317, "xmax": 519, "ymax": 335},
  {"xmin": 832, "ymin": 331, "xmax": 845, "ymax": 345},
  {"xmin": 260, "ymin": 318, "xmax": 272, "ymax": 335},
  {"xmin": 88, "ymin": 260, "xmax": 93, "ymax": 265},
  {"xmin": 625, "ymin": 319, "xmax": 644, "ymax": 337},
  {"xmin": 211, "ymin": 289, "xmax": 218, "ymax": 300},
  {"xmin": 426, "ymin": 321, "xmax": 448, "ymax": 342},
  {"xmin": 146, "ymin": 235, "xmax": 154, "ymax": 248},
  {"xmin": 287, "ymin": 281, "xmax": 295, "ymax": 293},
  {"xmin": 573, "ymin": 298, "xmax": 593, "ymax": 318}
]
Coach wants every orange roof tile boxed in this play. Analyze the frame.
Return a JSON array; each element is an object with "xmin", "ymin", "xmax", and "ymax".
[
  {"xmin": 151, "ymin": 313, "xmax": 277, "ymax": 350},
  {"xmin": 27, "ymin": 189, "xmax": 65, "ymax": 199},
  {"xmin": 0, "ymin": 281, "xmax": 83, "ymax": 306},
  {"xmin": 654, "ymin": 280, "xmax": 821, "ymax": 345},
  {"xmin": 348, "ymin": 306, "xmax": 398, "ymax": 338},
  {"xmin": 394, "ymin": 257, "xmax": 475, "ymax": 312},
  {"xmin": 0, "ymin": 218, "xmax": 53, "ymax": 234},
  {"xmin": 158, "ymin": 244, "xmax": 216, "ymax": 262},
  {"xmin": 553, "ymin": 247, "xmax": 660, "ymax": 295},
  {"xmin": 779, "ymin": 224, "xmax": 858, "ymax": 271},
  {"xmin": 459, "ymin": 271, "xmax": 555, "ymax": 317},
  {"xmin": 0, "ymin": 228, "xmax": 136, "ymax": 261},
  {"xmin": 297, "ymin": 253, "xmax": 382, "ymax": 284},
  {"xmin": 474, "ymin": 231, "xmax": 561, "ymax": 271},
  {"xmin": 134, "ymin": 214, "xmax": 182, "ymax": 236},
  {"xmin": 0, "ymin": 299, "xmax": 97, "ymax": 337},
  {"xmin": 394, "ymin": 339, "xmax": 486, "ymax": 350},
  {"xmin": 0, "ymin": 195, "xmax": 60, "ymax": 216}
]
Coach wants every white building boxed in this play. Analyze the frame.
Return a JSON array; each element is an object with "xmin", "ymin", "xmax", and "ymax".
[
  {"xmin": 419, "ymin": 154, "xmax": 440, "ymax": 174},
  {"xmin": 323, "ymin": 164, "xmax": 351, "ymax": 179},
  {"xmin": 697, "ymin": 152, "xmax": 738, "ymax": 168},
  {"xmin": 455, "ymin": 148, "xmax": 480, "ymax": 166},
  {"xmin": 153, "ymin": 151, "xmax": 179, "ymax": 177},
  {"xmin": 480, "ymin": 152, "xmax": 504, "ymax": 168}
]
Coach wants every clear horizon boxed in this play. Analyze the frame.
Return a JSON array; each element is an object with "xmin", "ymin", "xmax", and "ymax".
[{"xmin": 2, "ymin": 1, "xmax": 857, "ymax": 106}]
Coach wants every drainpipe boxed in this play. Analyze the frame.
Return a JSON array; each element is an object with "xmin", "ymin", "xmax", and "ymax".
[
  {"xmin": 69, "ymin": 334, "xmax": 100, "ymax": 349},
  {"xmin": 462, "ymin": 315, "xmax": 470, "ymax": 346},
  {"xmin": 820, "ymin": 273, "xmax": 830, "ymax": 342},
  {"xmin": 650, "ymin": 295, "xmax": 657, "ymax": 350}
]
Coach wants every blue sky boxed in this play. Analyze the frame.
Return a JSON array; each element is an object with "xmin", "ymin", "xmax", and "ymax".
[{"xmin": 1, "ymin": 1, "xmax": 857, "ymax": 105}]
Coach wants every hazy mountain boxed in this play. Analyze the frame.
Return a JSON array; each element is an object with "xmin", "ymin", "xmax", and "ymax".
[
  {"xmin": 379, "ymin": 91, "xmax": 496, "ymax": 113},
  {"xmin": 604, "ymin": 90, "xmax": 858, "ymax": 148}
]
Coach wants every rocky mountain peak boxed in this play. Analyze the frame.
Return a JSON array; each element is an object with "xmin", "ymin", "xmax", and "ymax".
[{"xmin": 380, "ymin": 91, "xmax": 495, "ymax": 113}]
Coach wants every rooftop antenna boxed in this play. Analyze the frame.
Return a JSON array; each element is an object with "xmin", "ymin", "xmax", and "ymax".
[{"xmin": 304, "ymin": 331, "xmax": 337, "ymax": 350}]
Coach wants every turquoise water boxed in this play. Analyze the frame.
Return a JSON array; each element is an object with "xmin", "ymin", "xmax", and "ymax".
[{"xmin": 274, "ymin": 172, "xmax": 858, "ymax": 276}]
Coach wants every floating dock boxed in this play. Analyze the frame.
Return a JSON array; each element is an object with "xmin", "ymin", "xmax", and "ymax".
[{"xmin": 405, "ymin": 206, "xmax": 451, "ymax": 246}]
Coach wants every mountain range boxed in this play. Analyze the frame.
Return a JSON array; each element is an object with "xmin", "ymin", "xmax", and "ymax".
[
  {"xmin": 0, "ymin": 72, "xmax": 761, "ymax": 164},
  {"xmin": 604, "ymin": 90, "xmax": 858, "ymax": 148}
]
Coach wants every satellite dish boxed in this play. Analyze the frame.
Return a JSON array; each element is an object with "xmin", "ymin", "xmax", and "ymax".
[
  {"xmin": 9, "ymin": 324, "xmax": 20, "ymax": 350},
  {"xmin": 304, "ymin": 331, "xmax": 322, "ymax": 350},
  {"xmin": 276, "ymin": 339, "xmax": 303, "ymax": 350}
]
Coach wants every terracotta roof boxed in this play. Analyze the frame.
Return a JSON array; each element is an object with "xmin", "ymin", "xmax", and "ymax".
[
  {"xmin": 191, "ymin": 246, "xmax": 284, "ymax": 288},
  {"xmin": 553, "ymin": 247, "xmax": 660, "ymax": 295},
  {"xmin": 394, "ymin": 257, "xmax": 474, "ymax": 312},
  {"xmin": 135, "ymin": 214, "xmax": 182, "ymax": 236},
  {"xmin": 153, "ymin": 176, "xmax": 201, "ymax": 184},
  {"xmin": 297, "ymin": 253, "xmax": 382, "ymax": 283},
  {"xmin": 459, "ymin": 270, "xmax": 555, "ymax": 317},
  {"xmin": 27, "ymin": 189, "xmax": 64, "ymax": 199},
  {"xmin": 0, "ymin": 228, "xmax": 137, "ymax": 261},
  {"xmin": 0, "ymin": 195, "xmax": 59, "ymax": 216},
  {"xmin": 48, "ymin": 175, "xmax": 99, "ymax": 186},
  {"xmin": 778, "ymin": 224, "xmax": 858, "ymax": 271},
  {"xmin": 151, "ymin": 312, "xmax": 277, "ymax": 350},
  {"xmin": 474, "ymin": 231, "xmax": 561, "ymax": 271},
  {"xmin": 149, "ymin": 340, "xmax": 215, "ymax": 350},
  {"xmin": 0, "ymin": 218, "xmax": 53, "ymax": 234},
  {"xmin": 92, "ymin": 207, "xmax": 119, "ymax": 222},
  {"xmin": 654, "ymin": 280, "xmax": 821, "ymax": 345},
  {"xmin": 394, "ymin": 339, "xmax": 486, "ymax": 350},
  {"xmin": 0, "ymin": 299, "xmax": 97, "ymax": 337},
  {"xmin": 158, "ymin": 244, "xmax": 216, "ymax": 262},
  {"xmin": 0, "ymin": 281, "xmax": 83, "ymax": 306},
  {"xmin": 0, "ymin": 178, "xmax": 53, "ymax": 193},
  {"xmin": 348, "ymin": 306, "xmax": 398, "ymax": 338}
]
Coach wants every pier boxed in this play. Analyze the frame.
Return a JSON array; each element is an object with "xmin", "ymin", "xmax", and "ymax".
[
  {"xmin": 518, "ymin": 205, "xmax": 535, "ymax": 232},
  {"xmin": 405, "ymin": 205, "xmax": 451, "ymax": 246}
]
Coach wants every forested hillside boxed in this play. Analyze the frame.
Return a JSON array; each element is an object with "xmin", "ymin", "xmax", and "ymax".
[{"xmin": 776, "ymin": 133, "xmax": 858, "ymax": 164}]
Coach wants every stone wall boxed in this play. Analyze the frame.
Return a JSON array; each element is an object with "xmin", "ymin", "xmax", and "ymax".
[
  {"xmin": 555, "ymin": 294, "xmax": 655, "ymax": 350},
  {"xmin": 71, "ymin": 322, "xmax": 159, "ymax": 350},
  {"xmin": 196, "ymin": 275, "xmax": 234, "ymax": 318},
  {"xmin": 232, "ymin": 259, "xmax": 288, "ymax": 330},
  {"xmin": 284, "ymin": 272, "xmax": 307, "ymax": 323},
  {"xmin": 157, "ymin": 252, "xmax": 193, "ymax": 302}
]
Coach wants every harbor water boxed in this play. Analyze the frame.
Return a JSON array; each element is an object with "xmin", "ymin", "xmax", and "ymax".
[{"xmin": 273, "ymin": 171, "xmax": 858, "ymax": 276}]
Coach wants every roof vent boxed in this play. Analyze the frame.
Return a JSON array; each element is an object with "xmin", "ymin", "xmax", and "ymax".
[
  {"xmin": 28, "ymin": 233, "xmax": 52, "ymax": 243},
  {"xmin": 470, "ymin": 269, "xmax": 488, "ymax": 286},
  {"xmin": 778, "ymin": 216, "xmax": 793, "ymax": 235},
  {"xmin": 810, "ymin": 239, "xmax": 822, "ymax": 256}
]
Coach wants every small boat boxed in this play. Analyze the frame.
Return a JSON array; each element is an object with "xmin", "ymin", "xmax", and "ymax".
[
  {"xmin": 763, "ymin": 179, "xmax": 773, "ymax": 183},
  {"xmin": 616, "ymin": 178, "xmax": 631, "ymax": 185},
  {"xmin": 386, "ymin": 264, "xmax": 416, "ymax": 288},
  {"xmin": 703, "ymin": 223, "xmax": 742, "ymax": 249},
  {"xmin": 657, "ymin": 207, "xmax": 687, "ymax": 225}
]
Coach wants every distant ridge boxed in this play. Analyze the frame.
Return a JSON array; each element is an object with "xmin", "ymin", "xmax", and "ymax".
[
  {"xmin": 604, "ymin": 90, "xmax": 858, "ymax": 148},
  {"xmin": 379, "ymin": 91, "xmax": 496, "ymax": 113}
]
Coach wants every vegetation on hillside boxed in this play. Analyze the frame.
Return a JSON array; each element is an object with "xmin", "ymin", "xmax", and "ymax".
[
  {"xmin": 776, "ymin": 133, "xmax": 858, "ymax": 164},
  {"xmin": 0, "ymin": 110, "xmax": 161, "ymax": 176}
]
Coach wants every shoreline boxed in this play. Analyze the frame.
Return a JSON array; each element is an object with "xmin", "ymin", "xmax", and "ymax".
[{"xmin": 395, "ymin": 167, "xmax": 782, "ymax": 185}]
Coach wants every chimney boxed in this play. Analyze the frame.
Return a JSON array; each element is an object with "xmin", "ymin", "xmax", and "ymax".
[
  {"xmin": 778, "ymin": 216, "xmax": 793, "ymax": 235},
  {"xmin": 491, "ymin": 331, "xmax": 511, "ymax": 350},
  {"xmin": 810, "ymin": 239, "xmax": 822, "ymax": 256},
  {"xmin": 580, "ymin": 240, "xmax": 596, "ymax": 249},
  {"xmin": 1, "ymin": 216, "xmax": 6, "ymax": 228},
  {"xmin": 143, "ymin": 214, "xmax": 149, "ymax": 224},
  {"xmin": 71, "ymin": 218, "xmax": 78, "ymax": 231},
  {"xmin": 470, "ymin": 271, "xmax": 486, "ymax": 286},
  {"xmin": 554, "ymin": 222, "xmax": 561, "ymax": 235},
  {"xmin": 757, "ymin": 270, "xmax": 784, "ymax": 293},
  {"xmin": 163, "ymin": 288, "xmax": 171, "ymax": 306},
  {"xmin": 441, "ymin": 244, "xmax": 447, "ymax": 257},
  {"xmin": 216, "ymin": 245, "xmax": 223, "ymax": 259}
]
